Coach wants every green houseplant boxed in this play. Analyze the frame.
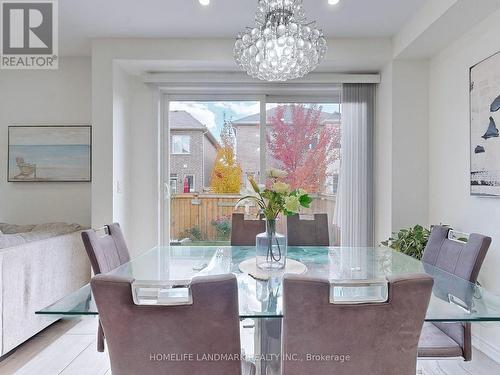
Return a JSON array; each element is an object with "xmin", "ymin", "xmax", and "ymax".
[{"xmin": 381, "ymin": 225, "xmax": 431, "ymax": 260}]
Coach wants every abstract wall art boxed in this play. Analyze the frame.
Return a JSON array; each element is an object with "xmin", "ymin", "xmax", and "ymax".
[
  {"xmin": 8, "ymin": 126, "xmax": 92, "ymax": 182},
  {"xmin": 470, "ymin": 52, "xmax": 500, "ymax": 196}
]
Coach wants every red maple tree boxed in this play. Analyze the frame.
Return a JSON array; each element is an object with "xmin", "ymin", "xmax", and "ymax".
[{"xmin": 267, "ymin": 104, "xmax": 340, "ymax": 193}]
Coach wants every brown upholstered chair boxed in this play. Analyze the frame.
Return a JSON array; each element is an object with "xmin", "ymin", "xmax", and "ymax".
[
  {"xmin": 81, "ymin": 223, "xmax": 131, "ymax": 352},
  {"xmin": 286, "ymin": 213, "xmax": 329, "ymax": 246},
  {"xmin": 91, "ymin": 273, "xmax": 255, "ymax": 375},
  {"xmin": 282, "ymin": 273, "xmax": 433, "ymax": 375},
  {"xmin": 418, "ymin": 225, "xmax": 491, "ymax": 361},
  {"xmin": 230, "ymin": 213, "xmax": 265, "ymax": 246}
]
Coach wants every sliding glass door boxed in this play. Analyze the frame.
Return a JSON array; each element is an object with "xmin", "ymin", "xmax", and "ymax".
[
  {"xmin": 162, "ymin": 95, "xmax": 342, "ymax": 246},
  {"xmin": 165, "ymin": 99, "xmax": 261, "ymax": 246},
  {"xmin": 264, "ymin": 101, "xmax": 341, "ymax": 244}
]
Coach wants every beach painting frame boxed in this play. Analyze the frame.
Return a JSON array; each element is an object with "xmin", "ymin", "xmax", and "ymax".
[
  {"xmin": 470, "ymin": 51, "xmax": 500, "ymax": 196},
  {"xmin": 8, "ymin": 125, "xmax": 92, "ymax": 182}
]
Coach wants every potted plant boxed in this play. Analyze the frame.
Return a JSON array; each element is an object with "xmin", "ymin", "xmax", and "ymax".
[
  {"xmin": 238, "ymin": 169, "xmax": 312, "ymax": 270},
  {"xmin": 381, "ymin": 225, "xmax": 431, "ymax": 260}
]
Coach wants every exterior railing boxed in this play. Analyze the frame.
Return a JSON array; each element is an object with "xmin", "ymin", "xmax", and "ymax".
[{"xmin": 170, "ymin": 192, "xmax": 339, "ymax": 245}]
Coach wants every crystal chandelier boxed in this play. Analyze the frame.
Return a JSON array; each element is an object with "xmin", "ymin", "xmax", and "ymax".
[{"xmin": 234, "ymin": 0, "xmax": 327, "ymax": 82}]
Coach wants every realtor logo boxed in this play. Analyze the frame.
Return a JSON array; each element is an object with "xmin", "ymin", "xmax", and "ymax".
[{"xmin": 1, "ymin": 0, "xmax": 58, "ymax": 69}]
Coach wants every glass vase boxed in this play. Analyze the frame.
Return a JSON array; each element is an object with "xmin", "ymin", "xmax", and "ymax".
[{"xmin": 256, "ymin": 219, "xmax": 287, "ymax": 270}]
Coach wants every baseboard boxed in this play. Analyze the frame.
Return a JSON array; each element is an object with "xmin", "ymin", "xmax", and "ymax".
[{"xmin": 473, "ymin": 333, "xmax": 500, "ymax": 364}]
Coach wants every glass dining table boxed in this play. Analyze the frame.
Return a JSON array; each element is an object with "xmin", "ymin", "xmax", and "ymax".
[{"xmin": 37, "ymin": 246, "xmax": 500, "ymax": 374}]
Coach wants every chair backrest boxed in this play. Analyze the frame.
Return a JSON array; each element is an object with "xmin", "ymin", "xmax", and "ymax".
[
  {"xmin": 421, "ymin": 225, "xmax": 491, "ymax": 361},
  {"xmin": 91, "ymin": 273, "xmax": 242, "ymax": 375},
  {"xmin": 286, "ymin": 214, "xmax": 329, "ymax": 246},
  {"xmin": 230, "ymin": 213, "xmax": 266, "ymax": 246},
  {"xmin": 422, "ymin": 225, "xmax": 491, "ymax": 283},
  {"xmin": 282, "ymin": 273, "xmax": 433, "ymax": 375},
  {"xmin": 81, "ymin": 223, "xmax": 130, "ymax": 274}
]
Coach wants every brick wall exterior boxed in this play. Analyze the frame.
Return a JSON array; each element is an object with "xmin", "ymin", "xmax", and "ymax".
[
  {"xmin": 170, "ymin": 129, "xmax": 211, "ymax": 193},
  {"xmin": 203, "ymin": 136, "xmax": 217, "ymax": 187},
  {"xmin": 234, "ymin": 125, "xmax": 261, "ymax": 180}
]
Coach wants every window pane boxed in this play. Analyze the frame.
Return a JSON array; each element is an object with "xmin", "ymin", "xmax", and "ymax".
[
  {"xmin": 170, "ymin": 174, "xmax": 178, "ymax": 194},
  {"xmin": 168, "ymin": 101, "xmax": 260, "ymax": 246},
  {"xmin": 182, "ymin": 136, "xmax": 190, "ymax": 153},
  {"xmin": 172, "ymin": 135, "xmax": 190, "ymax": 154},
  {"xmin": 266, "ymin": 103, "xmax": 341, "ymax": 245},
  {"xmin": 172, "ymin": 135, "xmax": 181, "ymax": 153}
]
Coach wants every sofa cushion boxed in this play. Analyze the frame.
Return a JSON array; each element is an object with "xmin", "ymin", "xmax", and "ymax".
[
  {"xmin": 31, "ymin": 222, "xmax": 83, "ymax": 234},
  {"xmin": 0, "ymin": 233, "xmax": 27, "ymax": 249},
  {"xmin": 0, "ymin": 222, "xmax": 85, "ymax": 249},
  {"xmin": 0, "ymin": 223, "xmax": 36, "ymax": 234},
  {"xmin": 0, "ymin": 230, "xmax": 91, "ymax": 355}
]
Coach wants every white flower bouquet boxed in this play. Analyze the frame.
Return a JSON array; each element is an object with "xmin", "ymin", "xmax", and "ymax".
[{"xmin": 238, "ymin": 168, "xmax": 313, "ymax": 221}]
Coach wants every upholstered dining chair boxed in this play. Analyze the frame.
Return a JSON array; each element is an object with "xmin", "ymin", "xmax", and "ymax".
[
  {"xmin": 91, "ymin": 273, "xmax": 255, "ymax": 375},
  {"xmin": 418, "ymin": 225, "xmax": 491, "ymax": 361},
  {"xmin": 286, "ymin": 213, "xmax": 329, "ymax": 246},
  {"xmin": 81, "ymin": 223, "xmax": 131, "ymax": 352},
  {"xmin": 230, "ymin": 213, "xmax": 266, "ymax": 246},
  {"xmin": 282, "ymin": 273, "xmax": 433, "ymax": 375}
]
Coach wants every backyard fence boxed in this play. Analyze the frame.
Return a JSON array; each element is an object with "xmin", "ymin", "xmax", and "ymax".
[{"xmin": 170, "ymin": 193, "xmax": 339, "ymax": 245}]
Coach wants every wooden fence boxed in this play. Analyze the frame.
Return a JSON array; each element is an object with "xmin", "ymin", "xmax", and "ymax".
[{"xmin": 170, "ymin": 193, "xmax": 339, "ymax": 245}]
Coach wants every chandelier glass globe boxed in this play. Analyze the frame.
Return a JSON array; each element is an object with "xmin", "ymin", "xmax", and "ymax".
[{"xmin": 234, "ymin": 0, "xmax": 327, "ymax": 82}]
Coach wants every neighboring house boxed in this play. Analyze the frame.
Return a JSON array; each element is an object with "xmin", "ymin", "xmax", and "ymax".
[
  {"xmin": 232, "ymin": 106, "xmax": 341, "ymax": 193},
  {"xmin": 169, "ymin": 110, "xmax": 219, "ymax": 194}
]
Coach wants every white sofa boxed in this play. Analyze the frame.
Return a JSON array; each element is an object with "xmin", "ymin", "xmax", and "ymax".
[{"xmin": 0, "ymin": 223, "xmax": 91, "ymax": 356}]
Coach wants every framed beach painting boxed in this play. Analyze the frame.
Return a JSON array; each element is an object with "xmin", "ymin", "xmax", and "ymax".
[
  {"xmin": 470, "ymin": 51, "xmax": 500, "ymax": 196},
  {"xmin": 8, "ymin": 125, "xmax": 91, "ymax": 182}
]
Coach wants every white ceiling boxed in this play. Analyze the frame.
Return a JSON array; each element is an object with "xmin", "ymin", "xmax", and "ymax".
[{"xmin": 60, "ymin": 0, "xmax": 424, "ymax": 56}]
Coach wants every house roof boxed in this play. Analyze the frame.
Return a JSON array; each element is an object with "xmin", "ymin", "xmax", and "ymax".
[
  {"xmin": 170, "ymin": 110, "xmax": 219, "ymax": 147},
  {"xmin": 170, "ymin": 110, "xmax": 206, "ymax": 129},
  {"xmin": 232, "ymin": 106, "xmax": 341, "ymax": 126}
]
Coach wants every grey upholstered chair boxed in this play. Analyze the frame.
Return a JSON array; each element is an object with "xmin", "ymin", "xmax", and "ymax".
[
  {"xmin": 418, "ymin": 225, "xmax": 491, "ymax": 361},
  {"xmin": 286, "ymin": 213, "xmax": 329, "ymax": 246},
  {"xmin": 230, "ymin": 213, "xmax": 265, "ymax": 246},
  {"xmin": 81, "ymin": 223, "xmax": 130, "ymax": 274},
  {"xmin": 282, "ymin": 273, "xmax": 433, "ymax": 375},
  {"xmin": 91, "ymin": 273, "xmax": 255, "ymax": 375},
  {"xmin": 81, "ymin": 223, "xmax": 131, "ymax": 352}
]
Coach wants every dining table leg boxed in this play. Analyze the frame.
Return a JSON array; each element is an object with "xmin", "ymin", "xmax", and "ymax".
[{"xmin": 254, "ymin": 317, "xmax": 282, "ymax": 375}]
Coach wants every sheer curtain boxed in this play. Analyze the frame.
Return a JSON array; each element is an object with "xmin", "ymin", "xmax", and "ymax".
[{"xmin": 334, "ymin": 84, "xmax": 375, "ymax": 246}]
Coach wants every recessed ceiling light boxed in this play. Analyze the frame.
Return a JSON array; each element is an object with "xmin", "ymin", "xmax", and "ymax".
[
  {"xmin": 199, "ymin": 0, "xmax": 210, "ymax": 6},
  {"xmin": 328, "ymin": 0, "xmax": 340, "ymax": 5}
]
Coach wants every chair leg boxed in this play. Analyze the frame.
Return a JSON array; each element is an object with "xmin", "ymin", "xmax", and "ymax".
[
  {"xmin": 463, "ymin": 323, "xmax": 472, "ymax": 361},
  {"xmin": 97, "ymin": 320, "xmax": 105, "ymax": 352}
]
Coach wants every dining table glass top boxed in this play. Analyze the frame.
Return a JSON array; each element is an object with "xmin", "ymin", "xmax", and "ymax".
[{"xmin": 37, "ymin": 246, "xmax": 500, "ymax": 322}]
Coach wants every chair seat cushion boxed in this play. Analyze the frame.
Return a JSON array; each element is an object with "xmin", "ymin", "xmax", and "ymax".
[{"xmin": 418, "ymin": 322, "xmax": 463, "ymax": 358}]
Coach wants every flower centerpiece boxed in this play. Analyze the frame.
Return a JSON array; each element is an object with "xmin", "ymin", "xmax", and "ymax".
[{"xmin": 238, "ymin": 168, "xmax": 312, "ymax": 270}]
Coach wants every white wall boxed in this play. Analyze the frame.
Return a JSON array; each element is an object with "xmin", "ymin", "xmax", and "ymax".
[
  {"xmin": 374, "ymin": 60, "xmax": 430, "ymax": 243},
  {"xmin": 125, "ymin": 74, "xmax": 158, "ymax": 256},
  {"xmin": 112, "ymin": 65, "xmax": 158, "ymax": 257},
  {"xmin": 392, "ymin": 60, "xmax": 430, "ymax": 231},
  {"xmin": 0, "ymin": 57, "xmax": 92, "ymax": 226},
  {"xmin": 429, "ymin": 8, "xmax": 500, "ymax": 359},
  {"xmin": 113, "ymin": 65, "xmax": 133, "ymax": 241},
  {"xmin": 374, "ymin": 62, "xmax": 393, "ymax": 243}
]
